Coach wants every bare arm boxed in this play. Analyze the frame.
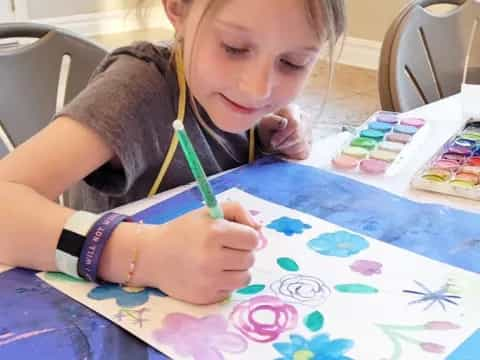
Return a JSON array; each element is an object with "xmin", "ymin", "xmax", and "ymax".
[
  {"xmin": 0, "ymin": 115, "xmax": 260, "ymax": 304},
  {"xmin": 0, "ymin": 116, "xmax": 132, "ymax": 281}
]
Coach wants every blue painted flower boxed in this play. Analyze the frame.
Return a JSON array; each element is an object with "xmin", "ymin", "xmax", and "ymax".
[
  {"xmin": 273, "ymin": 333, "xmax": 354, "ymax": 360},
  {"xmin": 308, "ymin": 231, "xmax": 369, "ymax": 257},
  {"xmin": 88, "ymin": 284, "xmax": 166, "ymax": 308},
  {"xmin": 267, "ymin": 217, "xmax": 312, "ymax": 236}
]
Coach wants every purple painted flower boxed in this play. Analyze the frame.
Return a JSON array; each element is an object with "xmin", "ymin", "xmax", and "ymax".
[
  {"xmin": 153, "ymin": 313, "xmax": 247, "ymax": 360},
  {"xmin": 349, "ymin": 260, "xmax": 382, "ymax": 276},
  {"xmin": 420, "ymin": 342, "xmax": 445, "ymax": 353}
]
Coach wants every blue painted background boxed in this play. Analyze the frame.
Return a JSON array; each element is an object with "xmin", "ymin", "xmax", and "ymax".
[
  {"xmin": 2, "ymin": 157, "xmax": 479, "ymax": 358},
  {"xmin": 135, "ymin": 157, "xmax": 480, "ymax": 273}
]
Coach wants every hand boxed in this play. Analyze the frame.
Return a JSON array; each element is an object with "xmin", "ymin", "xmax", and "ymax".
[
  {"xmin": 140, "ymin": 202, "xmax": 261, "ymax": 304},
  {"xmin": 257, "ymin": 104, "xmax": 312, "ymax": 160}
]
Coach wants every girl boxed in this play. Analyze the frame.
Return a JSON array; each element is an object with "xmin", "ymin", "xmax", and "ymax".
[{"xmin": 0, "ymin": 0, "xmax": 345, "ymax": 304}]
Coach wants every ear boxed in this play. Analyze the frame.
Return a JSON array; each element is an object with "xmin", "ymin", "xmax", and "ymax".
[{"xmin": 162, "ymin": 0, "xmax": 188, "ymax": 33}]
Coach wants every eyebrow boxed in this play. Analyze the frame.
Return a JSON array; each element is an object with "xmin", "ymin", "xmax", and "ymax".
[
  {"xmin": 215, "ymin": 19, "xmax": 321, "ymax": 53},
  {"xmin": 215, "ymin": 19, "xmax": 251, "ymax": 33}
]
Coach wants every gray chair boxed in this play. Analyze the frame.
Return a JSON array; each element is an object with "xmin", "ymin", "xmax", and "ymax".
[
  {"xmin": 0, "ymin": 22, "xmax": 108, "ymax": 157},
  {"xmin": 378, "ymin": 0, "xmax": 480, "ymax": 112}
]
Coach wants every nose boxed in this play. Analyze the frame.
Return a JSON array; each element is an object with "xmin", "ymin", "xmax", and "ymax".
[{"xmin": 237, "ymin": 59, "xmax": 274, "ymax": 103}]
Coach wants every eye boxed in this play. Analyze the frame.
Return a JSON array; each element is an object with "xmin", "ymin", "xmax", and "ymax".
[
  {"xmin": 280, "ymin": 59, "xmax": 306, "ymax": 71},
  {"xmin": 222, "ymin": 42, "xmax": 249, "ymax": 55}
]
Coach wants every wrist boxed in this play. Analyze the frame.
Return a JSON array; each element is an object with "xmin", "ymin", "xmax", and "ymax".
[
  {"xmin": 97, "ymin": 221, "xmax": 142, "ymax": 284},
  {"xmin": 97, "ymin": 221, "xmax": 164, "ymax": 289},
  {"xmin": 123, "ymin": 223, "xmax": 160, "ymax": 288}
]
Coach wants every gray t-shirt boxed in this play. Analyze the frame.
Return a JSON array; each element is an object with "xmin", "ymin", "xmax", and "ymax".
[{"xmin": 58, "ymin": 42, "xmax": 251, "ymax": 212}]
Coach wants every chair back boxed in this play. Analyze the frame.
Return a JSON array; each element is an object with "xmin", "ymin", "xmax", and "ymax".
[
  {"xmin": 0, "ymin": 22, "xmax": 107, "ymax": 156},
  {"xmin": 378, "ymin": 0, "xmax": 480, "ymax": 112}
]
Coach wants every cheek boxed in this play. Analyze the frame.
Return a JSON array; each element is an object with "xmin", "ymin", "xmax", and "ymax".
[
  {"xmin": 272, "ymin": 77, "xmax": 307, "ymax": 108},
  {"xmin": 190, "ymin": 50, "xmax": 232, "ymax": 94}
]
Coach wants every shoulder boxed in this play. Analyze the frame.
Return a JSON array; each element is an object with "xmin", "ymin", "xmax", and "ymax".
[{"xmin": 91, "ymin": 41, "xmax": 174, "ymax": 82}]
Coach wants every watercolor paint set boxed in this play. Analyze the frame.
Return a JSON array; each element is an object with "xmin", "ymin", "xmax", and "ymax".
[
  {"xmin": 411, "ymin": 120, "xmax": 480, "ymax": 200},
  {"xmin": 331, "ymin": 111, "xmax": 428, "ymax": 176}
]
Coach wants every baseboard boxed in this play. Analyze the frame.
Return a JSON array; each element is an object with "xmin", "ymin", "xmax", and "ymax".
[
  {"xmin": 35, "ymin": 9, "xmax": 381, "ymax": 70},
  {"xmin": 35, "ymin": 6, "xmax": 173, "ymax": 37},
  {"xmin": 337, "ymin": 37, "xmax": 382, "ymax": 70}
]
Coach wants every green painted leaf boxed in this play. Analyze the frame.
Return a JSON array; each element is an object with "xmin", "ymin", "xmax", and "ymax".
[
  {"xmin": 277, "ymin": 257, "xmax": 299, "ymax": 272},
  {"xmin": 236, "ymin": 284, "xmax": 265, "ymax": 295},
  {"xmin": 304, "ymin": 311, "xmax": 324, "ymax": 332},
  {"xmin": 44, "ymin": 272, "xmax": 87, "ymax": 283},
  {"xmin": 335, "ymin": 283, "xmax": 379, "ymax": 294}
]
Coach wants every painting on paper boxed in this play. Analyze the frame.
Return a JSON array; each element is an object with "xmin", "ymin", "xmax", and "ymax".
[{"xmin": 39, "ymin": 188, "xmax": 480, "ymax": 359}]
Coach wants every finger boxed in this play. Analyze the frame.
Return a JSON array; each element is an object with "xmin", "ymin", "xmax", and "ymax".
[
  {"xmin": 259, "ymin": 114, "xmax": 288, "ymax": 132},
  {"xmin": 275, "ymin": 135, "xmax": 303, "ymax": 151},
  {"xmin": 288, "ymin": 147, "xmax": 311, "ymax": 160},
  {"xmin": 219, "ymin": 270, "xmax": 251, "ymax": 291},
  {"xmin": 217, "ymin": 221, "xmax": 260, "ymax": 250},
  {"xmin": 276, "ymin": 103, "xmax": 301, "ymax": 120},
  {"xmin": 271, "ymin": 122, "xmax": 298, "ymax": 148},
  {"xmin": 218, "ymin": 248, "xmax": 255, "ymax": 271},
  {"xmin": 222, "ymin": 201, "xmax": 261, "ymax": 229}
]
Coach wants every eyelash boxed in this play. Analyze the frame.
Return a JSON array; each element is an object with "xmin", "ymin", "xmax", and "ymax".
[
  {"xmin": 222, "ymin": 43, "xmax": 249, "ymax": 55},
  {"xmin": 221, "ymin": 43, "xmax": 306, "ymax": 72}
]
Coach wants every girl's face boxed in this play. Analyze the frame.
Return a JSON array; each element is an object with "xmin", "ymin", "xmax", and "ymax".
[{"xmin": 177, "ymin": 0, "xmax": 322, "ymax": 133}]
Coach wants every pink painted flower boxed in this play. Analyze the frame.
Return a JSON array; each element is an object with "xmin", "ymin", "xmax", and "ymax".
[
  {"xmin": 420, "ymin": 342, "xmax": 445, "ymax": 353},
  {"xmin": 229, "ymin": 295, "xmax": 298, "ymax": 343},
  {"xmin": 350, "ymin": 260, "xmax": 382, "ymax": 276},
  {"xmin": 153, "ymin": 313, "xmax": 247, "ymax": 360},
  {"xmin": 424, "ymin": 321, "xmax": 460, "ymax": 330},
  {"xmin": 256, "ymin": 230, "xmax": 268, "ymax": 250}
]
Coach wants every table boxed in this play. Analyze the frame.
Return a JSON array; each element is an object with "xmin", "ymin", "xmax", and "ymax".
[{"xmin": 1, "ymin": 95, "xmax": 478, "ymax": 359}]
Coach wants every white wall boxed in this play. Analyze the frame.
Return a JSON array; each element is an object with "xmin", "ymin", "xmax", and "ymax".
[
  {"xmin": 0, "ymin": 0, "xmax": 15, "ymax": 21},
  {"xmin": 26, "ymin": 0, "xmax": 137, "ymax": 19}
]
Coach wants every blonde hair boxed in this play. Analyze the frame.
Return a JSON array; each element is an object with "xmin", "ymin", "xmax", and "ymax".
[{"xmin": 137, "ymin": 0, "xmax": 346, "ymax": 158}]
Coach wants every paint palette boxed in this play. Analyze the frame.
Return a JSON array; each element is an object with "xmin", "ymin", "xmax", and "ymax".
[
  {"xmin": 411, "ymin": 121, "xmax": 480, "ymax": 200},
  {"xmin": 331, "ymin": 111, "xmax": 428, "ymax": 176}
]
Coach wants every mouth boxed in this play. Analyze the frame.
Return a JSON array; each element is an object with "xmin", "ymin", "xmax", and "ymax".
[{"xmin": 219, "ymin": 94, "xmax": 265, "ymax": 115}]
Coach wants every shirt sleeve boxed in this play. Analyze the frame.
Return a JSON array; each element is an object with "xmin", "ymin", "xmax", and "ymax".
[{"xmin": 56, "ymin": 44, "xmax": 176, "ymax": 196}]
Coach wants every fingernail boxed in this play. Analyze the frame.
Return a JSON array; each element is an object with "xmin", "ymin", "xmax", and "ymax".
[
  {"xmin": 249, "ymin": 213, "xmax": 262, "ymax": 228},
  {"xmin": 278, "ymin": 117, "xmax": 288, "ymax": 129}
]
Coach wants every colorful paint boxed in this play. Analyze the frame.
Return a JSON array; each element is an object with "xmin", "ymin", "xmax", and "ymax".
[
  {"xmin": 412, "ymin": 120, "xmax": 480, "ymax": 200},
  {"xmin": 30, "ymin": 188, "xmax": 480, "ymax": 359},
  {"xmin": 267, "ymin": 216, "xmax": 312, "ymax": 236},
  {"xmin": 44, "ymin": 272, "xmax": 87, "ymax": 283},
  {"xmin": 403, "ymin": 281, "xmax": 461, "ymax": 311},
  {"xmin": 277, "ymin": 257, "xmax": 300, "ymax": 272},
  {"xmin": 308, "ymin": 231, "xmax": 369, "ymax": 257},
  {"xmin": 153, "ymin": 313, "xmax": 248, "ymax": 359},
  {"xmin": 335, "ymin": 284, "xmax": 379, "ymax": 294},
  {"xmin": 236, "ymin": 284, "xmax": 266, "ymax": 295},
  {"xmin": 303, "ymin": 311, "xmax": 325, "ymax": 332},
  {"xmin": 377, "ymin": 321, "xmax": 460, "ymax": 360},
  {"xmin": 114, "ymin": 307, "xmax": 150, "ymax": 328},
  {"xmin": 229, "ymin": 295, "xmax": 298, "ymax": 343},
  {"xmin": 332, "ymin": 111, "xmax": 426, "ymax": 176},
  {"xmin": 273, "ymin": 333, "xmax": 354, "ymax": 360},
  {"xmin": 88, "ymin": 284, "xmax": 166, "ymax": 308},
  {"xmin": 349, "ymin": 260, "xmax": 383, "ymax": 276}
]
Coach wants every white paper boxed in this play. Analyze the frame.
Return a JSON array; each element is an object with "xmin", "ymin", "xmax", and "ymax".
[{"xmin": 39, "ymin": 189, "xmax": 480, "ymax": 359}]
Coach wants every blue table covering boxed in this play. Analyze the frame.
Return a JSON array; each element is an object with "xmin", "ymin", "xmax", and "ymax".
[{"xmin": 2, "ymin": 158, "xmax": 478, "ymax": 359}]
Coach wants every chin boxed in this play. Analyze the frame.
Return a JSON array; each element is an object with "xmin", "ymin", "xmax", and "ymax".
[{"xmin": 208, "ymin": 109, "xmax": 259, "ymax": 134}]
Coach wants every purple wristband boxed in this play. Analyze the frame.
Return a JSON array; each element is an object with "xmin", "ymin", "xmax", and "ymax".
[{"xmin": 78, "ymin": 212, "xmax": 131, "ymax": 282}]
